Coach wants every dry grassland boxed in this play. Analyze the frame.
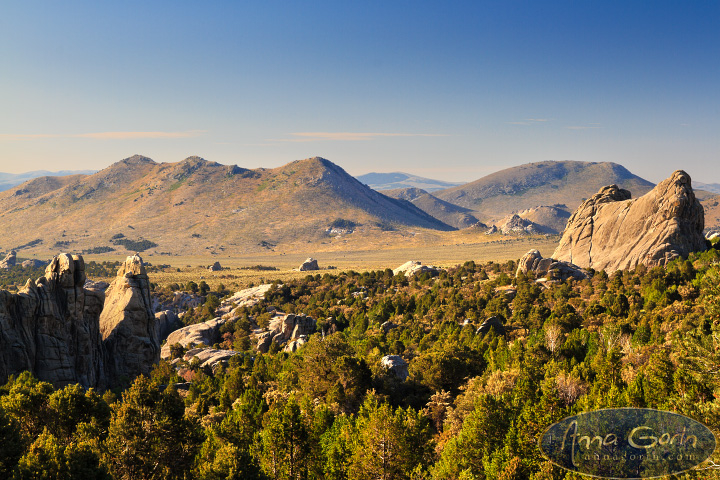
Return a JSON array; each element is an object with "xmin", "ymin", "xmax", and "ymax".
[{"xmin": 83, "ymin": 236, "xmax": 560, "ymax": 290}]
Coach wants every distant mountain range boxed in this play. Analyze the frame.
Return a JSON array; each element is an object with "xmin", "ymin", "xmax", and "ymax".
[
  {"xmin": 695, "ymin": 182, "xmax": 720, "ymax": 194},
  {"xmin": 0, "ymin": 157, "xmax": 715, "ymax": 256},
  {"xmin": 380, "ymin": 161, "xmax": 661, "ymax": 234},
  {"xmin": 0, "ymin": 170, "xmax": 97, "ymax": 192},
  {"xmin": 0, "ymin": 156, "xmax": 451, "ymax": 256},
  {"xmin": 434, "ymin": 160, "xmax": 655, "ymax": 219},
  {"xmin": 355, "ymin": 172, "xmax": 464, "ymax": 192}
]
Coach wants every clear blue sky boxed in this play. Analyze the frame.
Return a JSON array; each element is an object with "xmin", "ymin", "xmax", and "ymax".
[{"xmin": 1, "ymin": 1, "xmax": 718, "ymax": 183}]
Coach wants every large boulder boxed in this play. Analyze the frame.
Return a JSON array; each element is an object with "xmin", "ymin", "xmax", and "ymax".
[
  {"xmin": 0, "ymin": 253, "xmax": 106, "ymax": 388},
  {"xmin": 0, "ymin": 250, "xmax": 16, "ymax": 269},
  {"xmin": 393, "ymin": 260, "xmax": 438, "ymax": 277},
  {"xmin": 100, "ymin": 255, "xmax": 159, "ymax": 384},
  {"xmin": 256, "ymin": 312, "xmax": 316, "ymax": 353},
  {"xmin": 21, "ymin": 259, "xmax": 48, "ymax": 269},
  {"xmin": 517, "ymin": 249, "xmax": 589, "ymax": 281},
  {"xmin": 160, "ymin": 317, "xmax": 228, "ymax": 359},
  {"xmin": 299, "ymin": 258, "xmax": 319, "ymax": 271},
  {"xmin": 553, "ymin": 171, "xmax": 706, "ymax": 272},
  {"xmin": 381, "ymin": 355, "xmax": 409, "ymax": 381}
]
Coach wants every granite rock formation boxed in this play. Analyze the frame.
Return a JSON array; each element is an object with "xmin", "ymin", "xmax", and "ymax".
[
  {"xmin": 179, "ymin": 347, "xmax": 240, "ymax": 373},
  {"xmin": 160, "ymin": 317, "xmax": 229, "ymax": 359},
  {"xmin": 100, "ymin": 255, "xmax": 159, "ymax": 384},
  {"xmin": 553, "ymin": 171, "xmax": 706, "ymax": 272},
  {"xmin": 381, "ymin": 355, "xmax": 409, "ymax": 381},
  {"xmin": 476, "ymin": 316, "xmax": 506, "ymax": 336},
  {"xmin": 0, "ymin": 253, "xmax": 162, "ymax": 389},
  {"xmin": 0, "ymin": 253, "xmax": 105, "ymax": 388},
  {"xmin": 155, "ymin": 310, "xmax": 180, "ymax": 341},
  {"xmin": 392, "ymin": 261, "xmax": 438, "ymax": 277},
  {"xmin": 299, "ymin": 258, "xmax": 319, "ymax": 271},
  {"xmin": 256, "ymin": 313, "xmax": 316, "ymax": 353},
  {"xmin": 517, "ymin": 249, "xmax": 589, "ymax": 281},
  {"xmin": 496, "ymin": 214, "xmax": 539, "ymax": 235},
  {"xmin": 0, "ymin": 250, "xmax": 16, "ymax": 269},
  {"xmin": 214, "ymin": 284, "xmax": 273, "ymax": 316},
  {"xmin": 21, "ymin": 259, "xmax": 48, "ymax": 269}
]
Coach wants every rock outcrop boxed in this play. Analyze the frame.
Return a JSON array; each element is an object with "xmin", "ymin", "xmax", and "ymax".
[
  {"xmin": 153, "ymin": 291, "xmax": 203, "ymax": 314},
  {"xmin": 0, "ymin": 253, "xmax": 163, "ymax": 389},
  {"xmin": 100, "ymin": 255, "xmax": 159, "ymax": 384},
  {"xmin": 0, "ymin": 254, "xmax": 106, "ymax": 388},
  {"xmin": 208, "ymin": 261, "xmax": 222, "ymax": 272},
  {"xmin": 299, "ymin": 258, "xmax": 319, "ymax": 271},
  {"xmin": 517, "ymin": 249, "xmax": 589, "ymax": 281},
  {"xmin": 553, "ymin": 171, "xmax": 706, "ymax": 272},
  {"xmin": 180, "ymin": 347, "xmax": 240, "ymax": 372},
  {"xmin": 392, "ymin": 261, "xmax": 438, "ymax": 277},
  {"xmin": 0, "ymin": 250, "xmax": 16, "ymax": 269},
  {"xmin": 496, "ymin": 214, "xmax": 539, "ymax": 235},
  {"xmin": 476, "ymin": 316, "xmax": 506, "ymax": 336},
  {"xmin": 160, "ymin": 317, "xmax": 229, "ymax": 359},
  {"xmin": 214, "ymin": 284, "xmax": 273, "ymax": 316},
  {"xmin": 381, "ymin": 355, "xmax": 409, "ymax": 381},
  {"xmin": 256, "ymin": 313, "xmax": 316, "ymax": 353},
  {"xmin": 21, "ymin": 259, "xmax": 48, "ymax": 269},
  {"xmin": 155, "ymin": 310, "xmax": 180, "ymax": 341}
]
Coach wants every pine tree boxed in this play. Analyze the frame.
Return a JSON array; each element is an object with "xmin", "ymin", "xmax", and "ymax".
[
  {"xmin": 257, "ymin": 397, "xmax": 310, "ymax": 480},
  {"xmin": 103, "ymin": 375, "xmax": 204, "ymax": 480}
]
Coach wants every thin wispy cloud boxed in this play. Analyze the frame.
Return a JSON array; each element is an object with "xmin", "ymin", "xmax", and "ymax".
[
  {"xmin": 274, "ymin": 132, "xmax": 449, "ymax": 142},
  {"xmin": 0, "ymin": 130, "xmax": 205, "ymax": 140},
  {"xmin": 566, "ymin": 125, "xmax": 601, "ymax": 130},
  {"xmin": 507, "ymin": 118, "xmax": 550, "ymax": 126}
]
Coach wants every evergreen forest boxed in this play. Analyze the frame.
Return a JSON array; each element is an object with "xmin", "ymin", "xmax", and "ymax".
[{"xmin": 2, "ymin": 248, "xmax": 720, "ymax": 479}]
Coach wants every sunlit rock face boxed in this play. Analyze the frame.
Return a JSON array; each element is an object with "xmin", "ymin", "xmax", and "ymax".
[
  {"xmin": 553, "ymin": 170, "xmax": 706, "ymax": 272},
  {"xmin": 100, "ymin": 255, "xmax": 159, "ymax": 386}
]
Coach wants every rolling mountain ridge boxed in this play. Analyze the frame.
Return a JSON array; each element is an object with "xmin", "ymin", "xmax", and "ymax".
[
  {"xmin": 0, "ymin": 156, "xmax": 452, "ymax": 256},
  {"xmin": 381, "ymin": 187, "xmax": 482, "ymax": 229},
  {"xmin": 0, "ymin": 169, "xmax": 97, "ymax": 192},
  {"xmin": 356, "ymin": 172, "xmax": 464, "ymax": 192},
  {"xmin": 434, "ymin": 161, "xmax": 655, "ymax": 221}
]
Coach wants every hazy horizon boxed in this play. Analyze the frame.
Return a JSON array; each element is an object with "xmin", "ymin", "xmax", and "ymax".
[{"xmin": 1, "ymin": 2, "xmax": 718, "ymax": 184}]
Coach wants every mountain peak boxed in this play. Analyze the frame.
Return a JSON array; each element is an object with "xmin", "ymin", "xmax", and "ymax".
[{"xmin": 120, "ymin": 155, "xmax": 156, "ymax": 166}]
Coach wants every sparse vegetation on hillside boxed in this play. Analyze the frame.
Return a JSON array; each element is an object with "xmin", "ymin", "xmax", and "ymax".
[{"xmin": 111, "ymin": 237, "xmax": 158, "ymax": 252}]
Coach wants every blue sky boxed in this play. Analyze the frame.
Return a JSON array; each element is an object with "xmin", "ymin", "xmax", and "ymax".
[{"xmin": 1, "ymin": 1, "xmax": 718, "ymax": 183}]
